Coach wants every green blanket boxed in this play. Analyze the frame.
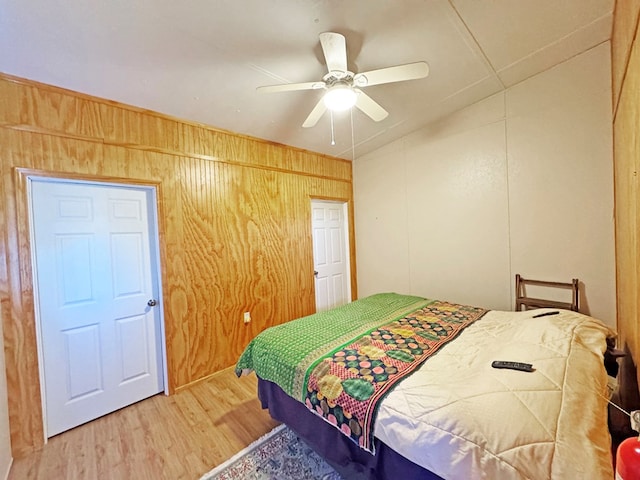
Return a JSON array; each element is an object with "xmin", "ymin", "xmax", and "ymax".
[{"xmin": 236, "ymin": 293, "xmax": 431, "ymax": 399}]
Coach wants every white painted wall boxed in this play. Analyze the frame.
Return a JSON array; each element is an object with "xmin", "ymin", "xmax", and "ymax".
[{"xmin": 354, "ymin": 42, "xmax": 616, "ymax": 326}]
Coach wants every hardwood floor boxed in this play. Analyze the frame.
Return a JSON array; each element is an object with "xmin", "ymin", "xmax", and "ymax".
[{"xmin": 8, "ymin": 368, "xmax": 279, "ymax": 479}]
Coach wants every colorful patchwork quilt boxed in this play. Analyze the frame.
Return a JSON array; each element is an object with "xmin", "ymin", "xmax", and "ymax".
[{"xmin": 235, "ymin": 293, "xmax": 487, "ymax": 453}]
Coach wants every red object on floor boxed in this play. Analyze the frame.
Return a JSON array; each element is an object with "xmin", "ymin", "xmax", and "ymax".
[{"xmin": 616, "ymin": 436, "xmax": 640, "ymax": 479}]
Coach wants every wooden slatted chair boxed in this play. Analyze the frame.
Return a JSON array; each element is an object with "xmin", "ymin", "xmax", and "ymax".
[{"xmin": 515, "ymin": 274, "xmax": 579, "ymax": 312}]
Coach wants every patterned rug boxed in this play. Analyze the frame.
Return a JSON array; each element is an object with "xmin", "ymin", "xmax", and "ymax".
[{"xmin": 200, "ymin": 425, "xmax": 343, "ymax": 480}]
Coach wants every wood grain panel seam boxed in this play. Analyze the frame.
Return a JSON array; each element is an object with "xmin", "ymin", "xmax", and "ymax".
[
  {"xmin": 0, "ymin": 123, "xmax": 105, "ymax": 145},
  {"xmin": 0, "ymin": 123, "xmax": 352, "ymax": 183}
]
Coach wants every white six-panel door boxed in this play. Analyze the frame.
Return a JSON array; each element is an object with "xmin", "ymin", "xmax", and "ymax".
[
  {"xmin": 29, "ymin": 179, "xmax": 164, "ymax": 437},
  {"xmin": 311, "ymin": 200, "xmax": 351, "ymax": 312}
]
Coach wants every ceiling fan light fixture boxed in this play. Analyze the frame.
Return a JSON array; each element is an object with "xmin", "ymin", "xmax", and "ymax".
[{"xmin": 323, "ymin": 84, "xmax": 357, "ymax": 111}]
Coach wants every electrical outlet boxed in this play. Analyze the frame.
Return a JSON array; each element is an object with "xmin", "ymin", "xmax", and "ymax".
[{"xmin": 243, "ymin": 311, "xmax": 251, "ymax": 324}]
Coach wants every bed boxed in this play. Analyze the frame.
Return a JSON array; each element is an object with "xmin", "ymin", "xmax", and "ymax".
[{"xmin": 236, "ymin": 293, "xmax": 615, "ymax": 479}]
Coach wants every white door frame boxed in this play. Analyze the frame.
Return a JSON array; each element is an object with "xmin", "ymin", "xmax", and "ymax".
[{"xmin": 27, "ymin": 175, "xmax": 169, "ymax": 441}]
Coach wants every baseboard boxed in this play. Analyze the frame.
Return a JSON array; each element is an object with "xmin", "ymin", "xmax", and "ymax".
[
  {"xmin": 174, "ymin": 365, "xmax": 236, "ymax": 393},
  {"xmin": 2, "ymin": 458, "xmax": 12, "ymax": 480}
]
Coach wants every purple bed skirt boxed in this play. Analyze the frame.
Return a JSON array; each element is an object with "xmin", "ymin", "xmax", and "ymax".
[{"xmin": 257, "ymin": 377, "xmax": 443, "ymax": 480}]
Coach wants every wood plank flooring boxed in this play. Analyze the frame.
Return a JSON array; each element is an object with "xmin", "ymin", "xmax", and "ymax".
[{"xmin": 8, "ymin": 368, "xmax": 279, "ymax": 480}]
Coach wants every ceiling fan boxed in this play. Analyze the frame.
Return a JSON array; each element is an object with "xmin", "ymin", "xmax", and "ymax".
[{"xmin": 257, "ymin": 32, "xmax": 429, "ymax": 128}]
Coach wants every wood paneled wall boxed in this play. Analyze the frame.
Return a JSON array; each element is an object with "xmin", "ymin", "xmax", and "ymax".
[
  {"xmin": 0, "ymin": 73, "xmax": 356, "ymax": 456},
  {"xmin": 612, "ymin": 0, "xmax": 640, "ymax": 117},
  {"xmin": 612, "ymin": 0, "xmax": 640, "ymax": 382}
]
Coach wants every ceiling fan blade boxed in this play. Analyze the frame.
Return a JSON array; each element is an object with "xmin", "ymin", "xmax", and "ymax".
[
  {"xmin": 302, "ymin": 98, "xmax": 327, "ymax": 128},
  {"xmin": 257, "ymin": 81, "xmax": 324, "ymax": 94},
  {"xmin": 354, "ymin": 90, "xmax": 388, "ymax": 122},
  {"xmin": 353, "ymin": 62, "xmax": 429, "ymax": 87},
  {"xmin": 319, "ymin": 32, "xmax": 347, "ymax": 73}
]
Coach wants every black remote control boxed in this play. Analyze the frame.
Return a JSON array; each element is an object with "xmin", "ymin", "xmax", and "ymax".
[
  {"xmin": 532, "ymin": 311, "xmax": 559, "ymax": 318},
  {"xmin": 491, "ymin": 360, "xmax": 534, "ymax": 372}
]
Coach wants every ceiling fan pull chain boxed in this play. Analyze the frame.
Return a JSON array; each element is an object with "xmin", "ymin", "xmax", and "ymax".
[
  {"xmin": 330, "ymin": 110, "xmax": 336, "ymax": 145},
  {"xmin": 350, "ymin": 108, "xmax": 355, "ymax": 161}
]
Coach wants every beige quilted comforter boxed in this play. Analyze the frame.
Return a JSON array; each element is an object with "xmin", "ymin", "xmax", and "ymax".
[{"xmin": 374, "ymin": 308, "xmax": 614, "ymax": 480}]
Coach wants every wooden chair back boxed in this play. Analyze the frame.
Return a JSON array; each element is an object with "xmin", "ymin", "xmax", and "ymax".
[{"xmin": 515, "ymin": 274, "xmax": 579, "ymax": 312}]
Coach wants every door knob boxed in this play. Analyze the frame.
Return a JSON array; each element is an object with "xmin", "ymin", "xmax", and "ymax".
[
  {"xmin": 147, "ymin": 299, "xmax": 158, "ymax": 307},
  {"xmin": 314, "ymin": 270, "xmax": 318, "ymax": 277}
]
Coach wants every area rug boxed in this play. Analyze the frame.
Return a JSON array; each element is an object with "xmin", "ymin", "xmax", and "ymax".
[{"xmin": 200, "ymin": 424, "xmax": 343, "ymax": 480}]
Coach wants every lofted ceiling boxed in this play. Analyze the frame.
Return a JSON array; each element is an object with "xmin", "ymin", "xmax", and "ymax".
[{"xmin": 0, "ymin": 0, "xmax": 614, "ymax": 159}]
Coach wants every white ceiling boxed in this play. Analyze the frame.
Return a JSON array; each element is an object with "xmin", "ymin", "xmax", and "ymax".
[{"xmin": 0, "ymin": 0, "xmax": 613, "ymax": 159}]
